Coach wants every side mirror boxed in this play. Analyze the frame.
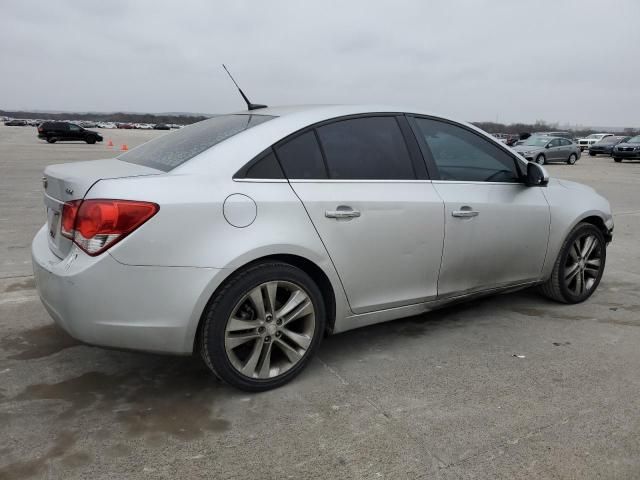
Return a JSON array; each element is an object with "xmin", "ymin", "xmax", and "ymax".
[
  {"xmin": 526, "ymin": 162, "xmax": 549, "ymax": 187},
  {"xmin": 545, "ymin": 144, "xmax": 550, "ymax": 149}
]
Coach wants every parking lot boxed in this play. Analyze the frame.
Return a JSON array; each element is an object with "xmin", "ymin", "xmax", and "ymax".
[{"xmin": 1, "ymin": 125, "xmax": 639, "ymax": 479}]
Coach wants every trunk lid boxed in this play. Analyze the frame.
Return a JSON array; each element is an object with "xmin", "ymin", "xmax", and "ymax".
[{"xmin": 43, "ymin": 158, "xmax": 162, "ymax": 259}]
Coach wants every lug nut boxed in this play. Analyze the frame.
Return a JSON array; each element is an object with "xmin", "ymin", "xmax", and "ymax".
[
  {"xmin": 264, "ymin": 336, "xmax": 271, "ymax": 343},
  {"xmin": 275, "ymin": 331, "xmax": 281, "ymax": 338},
  {"xmin": 265, "ymin": 314, "xmax": 273, "ymax": 322},
  {"xmin": 258, "ymin": 326, "xmax": 265, "ymax": 334},
  {"xmin": 276, "ymin": 319, "xmax": 283, "ymax": 326}
]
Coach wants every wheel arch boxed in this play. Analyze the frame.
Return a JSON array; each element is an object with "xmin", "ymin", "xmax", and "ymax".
[
  {"xmin": 579, "ymin": 214, "xmax": 612, "ymax": 243},
  {"xmin": 191, "ymin": 253, "xmax": 338, "ymax": 354}
]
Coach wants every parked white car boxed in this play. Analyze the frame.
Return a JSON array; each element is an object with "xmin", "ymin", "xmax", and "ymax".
[{"xmin": 577, "ymin": 133, "xmax": 613, "ymax": 151}]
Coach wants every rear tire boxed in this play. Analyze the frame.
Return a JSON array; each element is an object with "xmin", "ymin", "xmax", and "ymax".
[
  {"xmin": 588, "ymin": 151, "xmax": 596, "ymax": 157},
  {"xmin": 46, "ymin": 137, "xmax": 56, "ymax": 144},
  {"xmin": 614, "ymin": 158, "xmax": 622, "ymax": 163},
  {"xmin": 539, "ymin": 222, "xmax": 606, "ymax": 304},
  {"xmin": 567, "ymin": 153, "xmax": 577, "ymax": 165},
  {"xmin": 535, "ymin": 154, "xmax": 546, "ymax": 165},
  {"xmin": 199, "ymin": 262, "xmax": 326, "ymax": 392}
]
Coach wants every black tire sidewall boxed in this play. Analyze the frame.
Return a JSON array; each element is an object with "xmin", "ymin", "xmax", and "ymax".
[
  {"xmin": 202, "ymin": 263, "xmax": 326, "ymax": 391},
  {"xmin": 536, "ymin": 154, "xmax": 545, "ymax": 165},
  {"xmin": 557, "ymin": 224, "xmax": 606, "ymax": 303}
]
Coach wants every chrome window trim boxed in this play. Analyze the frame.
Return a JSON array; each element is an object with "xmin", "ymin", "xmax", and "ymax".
[
  {"xmin": 430, "ymin": 180, "xmax": 525, "ymax": 186},
  {"xmin": 287, "ymin": 179, "xmax": 434, "ymax": 184},
  {"xmin": 232, "ymin": 178, "xmax": 288, "ymax": 183}
]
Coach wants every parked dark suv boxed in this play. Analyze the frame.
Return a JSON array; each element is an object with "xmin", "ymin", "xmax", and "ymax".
[{"xmin": 37, "ymin": 122, "xmax": 103, "ymax": 144}]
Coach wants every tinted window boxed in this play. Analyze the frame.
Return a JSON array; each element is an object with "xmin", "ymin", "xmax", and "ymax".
[
  {"xmin": 68, "ymin": 124, "xmax": 81, "ymax": 132},
  {"xmin": 316, "ymin": 117, "xmax": 415, "ymax": 180},
  {"xmin": 548, "ymin": 138, "xmax": 561, "ymax": 147},
  {"xmin": 244, "ymin": 151, "xmax": 284, "ymax": 179},
  {"xmin": 413, "ymin": 117, "xmax": 520, "ymax": 182},
  {"xmin": 119, "ymin": 114, "xmax": 274, "ymax": 172},
  {"xmin": 275, "ymin": 131, "xmax": 327, "ymax": 179},
  {"xmin": 560, "ymin": 139, "xmax": 572, "ymax": 146}
]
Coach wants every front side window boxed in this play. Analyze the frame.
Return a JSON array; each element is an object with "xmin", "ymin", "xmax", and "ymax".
[
  {"xmin": 68, "ymin": 124, "xmax": 81, "ymax": 132},
  {"xmin": 315, "ymin": 117, "xmax": 415, "ymax": 180},
  {"xmin": 548, "ymin": 138, "xmax": 561, "ymax": 147},
  {"xmin": 119, "ymin": 114, "xmax": 274, "ymax": 172},
  {"xmin": 413, "ymin": 117, "xmax": 520, "ymax": 183}
]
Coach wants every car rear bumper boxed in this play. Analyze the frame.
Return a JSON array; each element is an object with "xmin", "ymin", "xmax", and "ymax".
[{"xmin": 31, "ymin": 225, "xmax": 222, "ymax": 355}]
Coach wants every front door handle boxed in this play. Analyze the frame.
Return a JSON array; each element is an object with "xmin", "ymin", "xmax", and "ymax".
[
  {"xmin": 325, "ymin": 206, "xmax": 361, "ymax": 219},
  {"xmin": 452, "ymin": 209, "xmax": 479, "ymax": 218}
]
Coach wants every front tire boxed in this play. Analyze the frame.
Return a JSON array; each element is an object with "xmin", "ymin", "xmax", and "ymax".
[
  {"xmin": 614, "ymin": 158, "xmax": 622, "ymax": 163},
  {"xmin": 535, "ymin": 154, "xmax": 546, "ymax": 165},
  {"xmin": 567, "ymin": 153, "xmax": 577, "ymax": 165},
  {"xmin": 200, "ymin": 262, "xmax": 326, "ymax": 391},
  {"xmin": 46, "ymin": 137, "xmax": 56, "ymax": 144},
  {"xmin": 588, "ymin": 151, "xmax": 596, "ymax": 157},
  {"xmin": 86, "ymin": 136, "xmax": 96, "ymax": 144},
  {"xmin": 539, "ymin": 222, "xmax": 606, "ymax": 304}
]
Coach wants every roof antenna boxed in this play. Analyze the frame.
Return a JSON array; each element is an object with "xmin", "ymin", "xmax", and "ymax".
[{"xmin": 222, "ymin": 64, "xmax": 267, "ymax": 111}]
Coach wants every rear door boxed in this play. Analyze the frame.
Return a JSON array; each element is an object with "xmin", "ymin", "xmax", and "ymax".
[
  {"xmin": 277, "ymin": 115, "xmax": 445, "ymax": 314},
  {"xmin": 67, "ymin": 123, "xmax": 83, "ymax": 141},
  {"xmin": 410, "ymin": 116, "xmax": 550, "ymax": 297}
]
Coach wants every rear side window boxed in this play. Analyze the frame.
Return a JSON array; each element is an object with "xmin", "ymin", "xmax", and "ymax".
[
  {"xmin": 275, "ymin": 131, "xmax": 327, "ymax": 179},
  {"xmin": 316, "ymin": 117, "xmax": 415, "ymax": 180},
  {"xmin": 244, "ymin": 151, "xmax": 284, "ymax": 179},
  {"xmin": 119, "ymin": 114, "xmax": 275, "ymax": 172}
]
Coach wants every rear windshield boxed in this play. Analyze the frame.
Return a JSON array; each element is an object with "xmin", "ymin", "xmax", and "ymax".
[{"xmin": 118, "ymin": 114, "xmax": 275, "ymax": 171}]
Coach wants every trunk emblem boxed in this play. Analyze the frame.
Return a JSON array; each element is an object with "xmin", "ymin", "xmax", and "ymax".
[
  {"xmin": 65, "ymin": 187, "xmax": 74, "ymax": 195},
  {"xmin": 42, "ymin": 177, "xmax": 47, "ymax": 189}
]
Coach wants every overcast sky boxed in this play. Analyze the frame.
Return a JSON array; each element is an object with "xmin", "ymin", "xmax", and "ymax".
[{"xmin": 1, "ymin": 0, "xmax": 638, "ymax": 126}]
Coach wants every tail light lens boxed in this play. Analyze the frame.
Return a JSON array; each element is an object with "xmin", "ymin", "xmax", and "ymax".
[{"xmin": 60, "ymin": 199, "xmax": 159, "ymax": 256}]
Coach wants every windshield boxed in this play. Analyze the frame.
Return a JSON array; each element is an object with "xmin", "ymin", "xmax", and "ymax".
[
  {"xmin": 119, "ymin": 114, "xmax": 275, "ymax": 171},
  {"xmin": 522, "ymin": 137, "xmax": 549, "ymax": 147},
  {"xmin": 627, "ymin": 135, "xmax": 640, "ymax": 144}
]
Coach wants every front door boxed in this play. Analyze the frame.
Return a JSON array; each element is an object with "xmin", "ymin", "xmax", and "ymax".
[
  {"xmin": 410, "ymin": 116, "xmax": 550, "ymax": 297},
  {"xmin": 274, "ymin": 116, "xmax": 445, "ymax": 314}
]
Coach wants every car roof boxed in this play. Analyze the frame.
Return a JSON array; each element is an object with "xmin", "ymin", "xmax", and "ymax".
[{"xmin": 176, "ymin": 104, "xmax": 525, "ymax": 175}]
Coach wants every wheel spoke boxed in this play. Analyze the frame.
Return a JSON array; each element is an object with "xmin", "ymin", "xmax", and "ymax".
[
  {"xmin": 226, "ymin": 332, "xmax": 261, "ymax": 349},
  {"xmin": 569, "ymin": 242, "xmax": 581, "ymax": 261},
  {"xmin": 275, "ymin": 338, "xmax": 303, "ymax": 364},
  {"xmin": 281, "ymin": 327, "xmax": 312, "ymax": 350},
  {"xmin": 581, "ymin": 235, "xmax": 597, "ymax": 258},
  {"xmin": 241, "ymin": 339, "xmax": 264, "ymax": 376},
  {"xmin": 586, "ymin": 258, "xmax": 601, "ymax": 268},
  {"xmin": 248, "ymin": 286, "xmax": 267, "ymax": 320},
  {"xmin": 227, "ymin": 316, "xmax": 260, "ymax": 332},
  {"xmin": 283, "ymin": 299, "xmax": 313, "ymax": 326},
  {"xmin": 584, "ymin": 266, "xmax": 600, "ymax": 278},
  {"xmin": 565, "ymin": 262, "xmax": 580, "ymax": 282},
  {"xmin": 264, "ymin": 281, "xmax": 278, "ymax": 316},
  {"xmin": 277, "ymin": 290, "xmax": 308, "ymax": 320},
  {"xmin": 258, "ymin": 342, "xmax": 274, "ymax": 379}
]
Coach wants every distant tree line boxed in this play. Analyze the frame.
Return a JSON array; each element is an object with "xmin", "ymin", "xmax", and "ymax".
[
  {"xmin": 473, "ymin": 120, "xmax": 639, "ymax": 138},
  {"xmin": 0, "ymin": 110, "xmax": 208, "ymax": 125}
]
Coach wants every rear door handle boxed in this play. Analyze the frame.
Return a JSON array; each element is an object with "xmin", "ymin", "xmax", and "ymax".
[
  {"xmin": 325, "ymin": 207, "xmax": 361, "ymax": 219},
  {"xmin": 452, "ymin": 209, "xmax": 479, "ymax": 218}
]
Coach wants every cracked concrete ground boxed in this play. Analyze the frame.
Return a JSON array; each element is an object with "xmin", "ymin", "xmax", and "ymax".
[{"xmin": 1, "ymin": 125, "xmax": 639, "ymax": 479}]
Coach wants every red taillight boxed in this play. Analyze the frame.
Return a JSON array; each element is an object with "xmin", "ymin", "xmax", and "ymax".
[{"xmin": 60, "ymin": 199, "xmax": 159, "ymax": 256}]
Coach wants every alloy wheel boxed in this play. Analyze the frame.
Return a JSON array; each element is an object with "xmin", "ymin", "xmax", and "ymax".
[
  {"xmin": 224, "ymin": 281, "xmax": 316, "ymax": 379},
  {"xmin": 563, "ymin": 233, "xmax": 602, "ymax": 296}
]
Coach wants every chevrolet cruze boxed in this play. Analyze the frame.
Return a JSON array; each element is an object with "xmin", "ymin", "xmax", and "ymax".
[{"xmin": 32, "ymin": 105, "xmax": 613, "ymax": 391}]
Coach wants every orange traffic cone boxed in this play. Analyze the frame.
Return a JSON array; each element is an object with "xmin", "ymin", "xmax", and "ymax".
[
  {"xmin": 107, "ymin": 139, "xmax": 113, "ymax": 148},
  {"xmin": 120, "ymin": 144, "xmax": 128, "ymax": 151}
]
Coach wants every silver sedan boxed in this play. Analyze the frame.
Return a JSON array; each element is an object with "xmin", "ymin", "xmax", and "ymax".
[
  {"xmin": 513, "ymin": 135, "xmax": 582, "ymax": 165},
  {"xmin": 32, "ymin": 105, "xmax": 613, "ymax": 391}
]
